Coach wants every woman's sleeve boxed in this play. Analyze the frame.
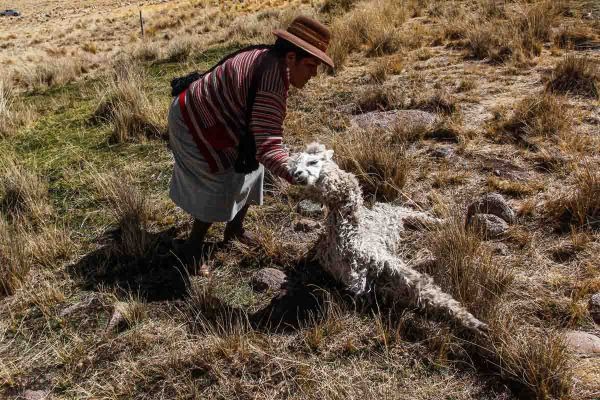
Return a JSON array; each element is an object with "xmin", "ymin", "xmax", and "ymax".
[{"xmin": 249, "ymin": 68, "xmax": 294, "ymax": 183}]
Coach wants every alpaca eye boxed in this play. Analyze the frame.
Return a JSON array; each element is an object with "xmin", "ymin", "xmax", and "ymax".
[{"xmin": 308, "ymin": 160, "xmax": 319, "ymax": 166}]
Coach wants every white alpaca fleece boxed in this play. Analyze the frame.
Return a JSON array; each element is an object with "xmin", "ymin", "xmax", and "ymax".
[{"xmin": 288, "ymin": 143, "xmax": 488, "ymax": 333}]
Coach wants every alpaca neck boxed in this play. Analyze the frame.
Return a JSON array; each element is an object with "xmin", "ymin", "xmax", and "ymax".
[{"xmin": 322, "ymin": 165, "xmax": 363, "ymax": 228}]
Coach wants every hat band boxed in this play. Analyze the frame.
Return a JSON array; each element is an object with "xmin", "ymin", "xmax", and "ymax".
[{"xmin": 287, "ymin": 25, "xmax": 329, "ymax": 52}]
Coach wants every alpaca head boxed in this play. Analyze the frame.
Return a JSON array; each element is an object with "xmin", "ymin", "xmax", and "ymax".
[
  {"xmin": 288, "ymin": 142, "xmax": 333, "ymax": 186},
  {"xmin": 289, "ymin": 142, "xmax": 363, "ymax": 212}
]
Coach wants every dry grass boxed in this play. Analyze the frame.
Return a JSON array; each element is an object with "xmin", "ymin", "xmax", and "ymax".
[
  {"xmin": 485, "ymin": 313, "xmax": 573, "ymax": 400},
  {"xmin": 545, "ymin": 165, "xmax": 600, "ymax": 230},
  {"xmin": 554, "ymin": 24, "xmax": 599, "ymax": 50},
  {"xmin": 487, "ymin": 176, "xmax": 543, "ymax": 197},
  {"xmin": 15, "ymin": 58, "xmax": 88, "ymax": 92},
  {"xmin": 95, "ymin": 173, "xmax": 154, "ymax": 258},
  {"xmin": 0, "ymin": 160, "xmax": 52, "ymax": 224},
  {"xmin": 93, "ymin": 61, "xmax": 165, "ymax": 143},
  {"xmin": 0, "ymin": 79, "xmax": 34, "ymax": 138},
  {"xmin": 425, "ymin": 215, "xmax": 514, "ymax": 319},
  {"xmin": 413, "ymin": 90, "xmax": 458, "ymax": 115},
  {"xmin": 331, "ymin": 127, "xmax": 411, "ymax": 201},
  {"xmin": 546, "ymin": 55, "xmax": 599, "ymax": 98},
  {"xmin": 327, "ymin": 0, "xmax": 407, "ymax": 72},
  {"xmin": 131, "ymin": 41, "xmax": 161, "ymax": 62},
  {"xmin": 353, "ymin": 85, "xmax": 404, "ymax": 113},
  {"xmin": 0, "ymin": 219, "xmax": 30, "ymax": 297},
  {"xmin": 498, "ymin": 93, "xmax": 569, "ymax": 141}
]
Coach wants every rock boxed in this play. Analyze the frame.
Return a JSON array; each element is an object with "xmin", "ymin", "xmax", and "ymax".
[
  {"xmin": 351, "ymin": 110, "xmax": 438, "ymax": 132},
  {"xmin": 294, "ymin": 218, "xmax": 320, "ymax": 232},
  {"xmin": 106, "ymin": 306, "xmax": 127, "ymax": 333},
  {"xmin": 429, "ymin": 146, "xmax": 454, "ymax": 159},
  {"xmin": 489, "ymin": 242, "xmax": 509, "ymax": 256},
  {"xmin": 466, "ymin": 192, "xmax": 515, "ymax": 224},
  {"xmin": 297, "ymin": 200, "xmax": 323, "ymax": 218},
  {"xmin": 589, "ymin": 293, "xmax": 600, "ymax": 325},
  {"xmin": 471, "ymin": 214, "xmax": 509, "ymax": 239},
  {"xmin": 22, "ymin": 390, "xmax": 50, "ymax": 400},
  {"xmin": 250, "ymin": 268, "xmax": 287, "ymax": 293},
  {"xmin": 565, "ymin": 331, "xmax": 600, "ymax": 356},
  {"xmin": 59, "ymin": 294, "xmax": 101, "ymax": 318}
]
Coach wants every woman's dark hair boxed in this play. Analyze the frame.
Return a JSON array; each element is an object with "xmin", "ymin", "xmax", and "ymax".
[{"xmin": 271, "ymin": 37, "xmax": 312, "ymax": 61}]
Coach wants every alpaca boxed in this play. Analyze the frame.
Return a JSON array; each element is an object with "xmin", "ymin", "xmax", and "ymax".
[{"xmin": 288, "ymin": 143, "xmax": 488, "ymax": 334}]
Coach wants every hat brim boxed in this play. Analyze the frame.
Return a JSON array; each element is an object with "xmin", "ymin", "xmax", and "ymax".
[{"xmin": 273, "ymin": 29, "xmax": 335, "ymax": 69}]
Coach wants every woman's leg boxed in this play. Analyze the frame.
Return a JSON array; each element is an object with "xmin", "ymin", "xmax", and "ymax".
[
  {"xmin": 223, "ymin": 204, "xmax": 258, "ymax": 245},
  {"xmin": 178, "ymin": 219, "xmax": 212, "ymax": 262}
]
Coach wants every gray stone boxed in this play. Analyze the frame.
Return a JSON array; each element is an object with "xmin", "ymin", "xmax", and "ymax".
[
  {"xmin": 59, "ymin": 294, "xmax": 101, "ymax": 318},
  {"xmin": 22, "ymin": 390, "xmax": 50, "ymax": 400},
  {"xmin": 351, "ymin": 110, "xmax": 438, "ymax": 132},
  {"xmin": 589, "ymin": 293, "xmax": 600, "ymax": 325},
  {"xmin": 294, "ymin": 218, "xmax": 320, "ymax": 232},
  {"xmin": 297, "ymin": 200, "xmax": 323, "ymax": 218},
  {"xmin": 489, "ymin": 242, "xmax": 509, "ymax": 256},
  {"xmin": 430, "ymin": 146, "xmax": 455, "ymax": 159},
  {"xmin": 250, "ymin": 268, "xmax": 287, "ymax": 292},
  {"xmin": 466, "ymin": 193, "xmax": 515, "ymax": 225},
  {"xmin": 471, "ymin": 214, "xmax": 509, "ymax": 239},
  {"xmin": 106, "ymin": 306, "xmax": 127, "ymax": 333},
  {"xmin": 565, "ymin": 331, "xmax": 600, "ymax": 356}
]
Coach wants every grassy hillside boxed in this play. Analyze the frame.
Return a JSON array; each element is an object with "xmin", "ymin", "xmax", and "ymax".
[{"xmin": 1, "ymin": 0, "xmax": 599, "ymax": 399}]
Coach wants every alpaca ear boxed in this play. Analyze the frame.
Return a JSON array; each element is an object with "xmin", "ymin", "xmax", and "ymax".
[{"xmin": 324, "ymin": 150, "xmax": 334, "ymax": 161}]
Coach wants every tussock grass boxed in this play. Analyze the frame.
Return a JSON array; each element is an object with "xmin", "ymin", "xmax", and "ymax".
[
  {"xmin": 546, "ymin": 55, "xmax": 599, "ymax": 98},
  {"xmin": 498, "ymin": 93, "xmax": 569, "ymax": 140},
  {"xmin": 353, "ymin": 85, "xmax": 403, "ymax": 113},
  {"xmin": 332, "ymin": 127, "xmax": 410, "ymax": 201},
  {"xmin": 487, "ymin": 176, "xmax": 542, "ymax": 197},
  {"xmin": 93, "ymin": 61, "xmax": 165, "ymax": 143},
  {"xmin": 0, "ymin": 79, "xmax": 34, "ymax": 138},
  {"xmin": 545, "ymin": 165, "xmax": 600, "ymax": 230},
  {"xmin": 320, "ymin": 0, "xmax": 359, "ymax": 14},
  {"xmin": 165, "ymin": 37, "xmax": 197, "ymax": 62},
  {"xmin": 485, "ymin": 313, "xmax": 573, "ymax": 400},
  {"xmin": 328, "ymin": 0, "xmax": 407, "ymax": 72},
  {"xmin": 413, "ymin": 90, "xmax": 458, "ymax": 115},
  {"xmin": 95, "ymin": 173, "xmax": 154, "ymax": 258},
  {"xmin": 554, "ymin": 24, "xmax": 598, "ymax": 50},
  {"xmin": 0, "ymin": 160, "xmax": 52, "ymax": 224},
  {"xmin": 16, "ymin": 58, "xmax": 88, "ymax": 92},
  {"xmin": 131, "ymin": 41, "xmax": 161, "ymax": 62},
  {"xmin": 0, "ymin": 219, "xmax": 30, "ymax": 297},
  {"xmin": 426, "ymin": 216, "xmax": 514, "ymax": 318}
]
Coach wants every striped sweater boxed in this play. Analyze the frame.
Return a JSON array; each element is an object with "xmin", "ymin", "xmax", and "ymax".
[{"xmin": 179, "ymin": 48, "xmax": 293, "ymax": 182}]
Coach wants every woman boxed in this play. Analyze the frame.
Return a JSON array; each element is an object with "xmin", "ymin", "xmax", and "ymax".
[{"xmin": 168, "ymin": 16, "xmax": 334, "ymax": 261}]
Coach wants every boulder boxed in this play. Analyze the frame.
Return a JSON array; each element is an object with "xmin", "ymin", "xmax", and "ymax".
[
  {"xmin": 351, "ymin": 110, "xmax": 438, "ymax": 132},
  {"xmin": 466, "ymin": 192, "xmax": 515, "ymax": 224},
  {"xmin": 471, "ymin": 214, "xmax": 509, "ymax": 239},
  {"xmin": 297, "ymin": 200, "xmax": 323, "ymax": 218},
  {"xmin": 22, "ymin": 390, "xmax": 50, "ymax": 400},
  {"xmin": 589, "ymin": 293, "xmax": 600, "ymax": 324},
  {"xmin": 106, "ymin": 305, "xmax": 127, "ymax": 333},
  {"xmin": 59, "ymin": 294, "xmax": 102, "ymax": 318},
  {"xmin": 294, "ymin": 218, "xmax": 321, "ymax": 233},
  {"xmin": 565, "ymin": 331, "xmax": 600, "ymax": 356},
  {"xmin": 250, "ymin": 268, "xmax": 287, "ymax": 293}
]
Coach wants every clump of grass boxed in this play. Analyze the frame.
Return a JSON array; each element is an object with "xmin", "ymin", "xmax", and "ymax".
[
  {"xmin": 498, "ymin": 93, "xmax": 569, "ymax": 140},
  {"xmin": 332, "ymin": 127, "xmax": 411, "ymax": 201},
  {"xmin": 0, "ymin": 79, "xmax": 35, "ymax": 138},
  {"xmin": 95, "ymin": 174, "xmax": 154, "ymax": 258},
  {"xmin": 413, "ymin": 90, "xmax": 458, "ymax": 115},
  {"xmin": 328, "ymin": 0, "xmax": 406, "ymax": 72},
  {"xmin": 486, "ymin": 313, "xmax": 573, "ymax": 399},
  {"xmin": 353, "ymin": 85, "xmax": 402, "ymax": 113},
  {"xmin": 0, "ymin": 160, "xmax": 52, "ymax": 224},
  {"xmin": 546, "ymin": 55, "xmax": 599, "ymax": 99},
  {"xmin": 320, "ymin": 0, "xmax": 358, "ymax": 14},
  {"xmin": 164, "ymin": 37, "xmax": 196, "ymax": 62},
  {"xmin": 92, "ymin": 61, "xmax": 164, "ymax": 143},
  {"xmin": 545, "ymin": 165, "xmax": 600, "ymax": 230},
  {"xmin": 487, "ymin": 176, "xmax": 542, "ymax": 197},
  {"xmin": 554, "ymin": 24, "xmax": 598, "ymax": 50},
  {"xmin": 464, "ymin": 25, "xmax": 515, "ymax": 63},
  {"xmin": 17, "ymin": 58, "xmax": 87, "ymax": 92},
  {"xmin": 426, "ymin": 216, "xmax": 514, "ymax": 318},
  {"xmin": 131, "ymin": 41, "xmax": 161, "ymax": 62},
  {"xmin": 0, "ymin": 219, "xmax": 30, "ymax": 297}
]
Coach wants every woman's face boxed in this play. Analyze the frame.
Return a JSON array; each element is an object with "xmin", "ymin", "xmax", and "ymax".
[{"xmin": 286, "ymin": 53, "xmax": 320, "ymax": 89}]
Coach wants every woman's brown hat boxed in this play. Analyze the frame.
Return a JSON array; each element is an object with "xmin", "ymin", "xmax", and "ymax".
[{"xmin": 273, "ymin": 16, "xmax": 334, "ymax": 69}]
